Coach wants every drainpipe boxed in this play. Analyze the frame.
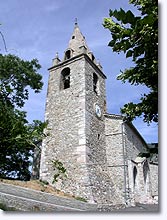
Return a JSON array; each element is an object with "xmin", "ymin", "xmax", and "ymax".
[{"xmin": 121, "ymin": 122, "xmax": 128, "ymax": 206}]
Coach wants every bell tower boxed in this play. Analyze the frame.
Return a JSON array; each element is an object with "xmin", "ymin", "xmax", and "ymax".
[{"xmin": 40, "ymin": 22, "xmax": 113, "ymax": 203}]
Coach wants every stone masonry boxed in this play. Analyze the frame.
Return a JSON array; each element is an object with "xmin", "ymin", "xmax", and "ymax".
[{"xmin": 39, "ymin": 23, "xmax": 158, "ymax": 206}]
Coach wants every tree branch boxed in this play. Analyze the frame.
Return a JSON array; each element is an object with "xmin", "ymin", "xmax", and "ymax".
[{"xmin": 0, "ymin": 31, "xmax": 7, "ymax": 52}]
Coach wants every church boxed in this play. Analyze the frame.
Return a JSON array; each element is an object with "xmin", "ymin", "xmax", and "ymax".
[{"xmin": 39, "ymin": 22, "xmax": 158, "ymax": 206}]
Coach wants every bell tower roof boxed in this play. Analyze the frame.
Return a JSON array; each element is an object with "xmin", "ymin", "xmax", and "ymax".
[
  {"xmin": 51, "ymin": 20, "xmax": 103, "ymax": 72},
  {"xmin": 66, "ymin": 20, "xmax": 91, "ymax": 56}
]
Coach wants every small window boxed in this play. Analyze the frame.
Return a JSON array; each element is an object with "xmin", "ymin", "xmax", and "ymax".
[
  {"xmin": 143, "ymin": 161, "xmax": 149, "ymax": 183},
  {"xmin": 133, "ymin": 166, "xmax": 137, "ymax": 186},
  {"xmin": 60, "ymin": 68, "xmax": 70, "ymax": 90},
  {"xmin": 93, "ymin": 73, "xmax": 98, "ymax": 94},
  {"xmin": 104, "ymin": 100, "xmax": 106, "ymax": 112},
  {"xmin": 72, "ymin": 35, "xmax": 75, "ymax": 39},
  {"xmin": 64, "ymin": 50, "xmax": 71, "ymax": 60}
]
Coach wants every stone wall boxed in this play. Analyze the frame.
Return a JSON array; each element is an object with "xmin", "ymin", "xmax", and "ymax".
[
  {"xmin": 84, "ymin": 57, "xmax": 114, "ymax": 204},
  {"xmin": 40, "ymin": 54, "xmax": 114, "ymax": 204},
  {"xmin": 124, "ymin": 122, "xmax": 152, "ymax": 204},
  {"xmin": 104, "ymin": 114, "xmax": 155, "ymax": 205},
  {"xmin": 104, "ymin": 115, "xmax": 126, "ymax": 205},
  {"xmin": 149, "ymin": 163, "xmax": 158, "ymax": 198},
  {"xmin": 40, "ymin": 55, "xmax": 92, "ymax": 200},
  {"xmin": 124, "ymin": 122, "xmax": 148, "ymax": 160}
]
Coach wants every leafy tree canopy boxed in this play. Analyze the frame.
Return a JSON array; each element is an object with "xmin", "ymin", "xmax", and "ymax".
[
  {"xmin": 0, "ymin": 53, "xmax": 46, "ymax": 180},
  {"xmin": 103, "ymin": 0, "xmax": 158, "ymax": 124},
  {"xmin": 0, "ymin": 54, "xmax": 43, "ymax": 108}
]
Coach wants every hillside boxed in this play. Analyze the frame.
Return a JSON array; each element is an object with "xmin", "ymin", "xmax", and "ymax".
[{"xmin": 0, "ymin": 178, "xmax": 75, "ymax": 200}]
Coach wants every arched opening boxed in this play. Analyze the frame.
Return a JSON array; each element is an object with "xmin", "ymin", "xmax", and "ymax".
[
  {"xmin": 97, "ymin": 134, "xmax": 100, "ymax": 140},
  {"xmin": 93, "ymin": 72, "xmax": 98, "ymax": 94},
  {"xmin": 133, "ymin": 166, "xmax": 137, "ymax": 187},
  {"xmin": 143, "ymin": 161, "xmax": 149, "ymax": 183},
  {"xmin": 64, "ymin": 50, "xmax": 71, "ymax": 60},
  {"xmin": 60, "ymin": 67, "xmax": 70, "ymax": 90},
  {"xmin": 143, "ymin": 160, "xmax": 150, "ymax": 195}
]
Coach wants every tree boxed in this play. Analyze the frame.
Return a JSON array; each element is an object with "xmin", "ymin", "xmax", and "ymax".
[
  {"xmin": 103, "ymin": 0, "xmax": 158, "ymax": 124},
  {"xmin": 0, "ymin": 54, "xmax": 43, "ymax": 108},
  {"xmin": 0, "ymin": 53, "xmax": 46, "ymax": 180}
]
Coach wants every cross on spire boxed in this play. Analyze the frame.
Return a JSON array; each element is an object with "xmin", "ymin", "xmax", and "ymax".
[{"xmin": 74, "ymin": 18, "xmax": 78, "ymax": 25}]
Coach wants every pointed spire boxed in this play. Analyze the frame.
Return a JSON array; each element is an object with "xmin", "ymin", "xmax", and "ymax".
[
  {"xmin": 63, "ymin": 21, "xmax": 99, "ymax": 68},
  {"xmin": 65, "ymin": 20, "xmax": 91, "ymax": 58}
]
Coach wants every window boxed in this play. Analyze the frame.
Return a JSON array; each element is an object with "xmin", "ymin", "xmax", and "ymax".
[
  {"xmin": 133, "ymin": 166, "xmax": 137, "ymax": 186},
  {"xmin": 143, "ymin": 161, "xmax": 149, "ymax": 183},
  {"xmin": 64, "ymin": 50, "xmax": 71, "ymax": 60},
  {"xmin": 60, "ymin": 68, "xmax": 70, "ymax": 90},
  {"xmin": 93, "ymin": 72, "xmax": 98, "ymax": 94}
]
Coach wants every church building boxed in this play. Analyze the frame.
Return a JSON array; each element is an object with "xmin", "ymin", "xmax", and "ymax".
[{"xmin": 39, "ymin": 22, "xmax": 158, "ymax": 206}]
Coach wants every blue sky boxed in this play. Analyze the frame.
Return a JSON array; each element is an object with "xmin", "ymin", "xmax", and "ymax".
[{"xmin": 0, "ymin": 0, "xmax": 158, "ymax": 143}]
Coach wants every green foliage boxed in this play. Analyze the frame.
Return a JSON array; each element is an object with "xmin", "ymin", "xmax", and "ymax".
[
  {"xmin": 0, "ymin": 106, "xmax": 47, "ymax": 180},
  {"xmin": 0, "ymin": 54, "xmax": 43, "ymax": 108},
  {"xmin": 138, "ymin": 147, "xmax": 158, "ymax": 158},
  {"xmin": 75, "ymin": 196, "xmax": 87, "ymax": 203},
  {"xmin": 138, "ymin": 142, "xmax": 158, "ymax": 159},
  {"xmin": 51, "ymin": 160, "xmax": 67, "ymax": 184},
  {"xmin": 0, "ymin": 53, "xmax": 46, "ymax": 180},
  {"xmin": 0, "ymin": 105, "xmax": 30, "ymax": 179},
  {"xmin": 39, "ymin": 179, "xmax": 49, "ymax": 185},
  {"xmin": 103, "ymin": 0, "xmax": 158, "ymax": 124},
  {"xmin": 138, "ymin": 152, "xmax": 150, "ymax": 158}
]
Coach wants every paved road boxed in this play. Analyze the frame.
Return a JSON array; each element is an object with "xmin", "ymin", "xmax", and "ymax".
[{"xmin": 118, "ymin": 203, "xmax": 159, "ymax": 212}]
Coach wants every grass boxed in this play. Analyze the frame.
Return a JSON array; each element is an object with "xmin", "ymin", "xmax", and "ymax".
[
  {"xmin": 0, "ymin": 178, "xmax": 73, "ymax": 198},
  {"xmin": 0, "ymin": 178, "xmax": 87, "ymax": 202},
  {"xmin": 75, "ymin": 196, "xmax": 87, "ymax": 202}
]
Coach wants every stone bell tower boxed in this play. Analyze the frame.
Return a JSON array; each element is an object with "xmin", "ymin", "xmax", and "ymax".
[{"xmin": 40, "ymin": 22, "xmax": 113, "ymax": 203}]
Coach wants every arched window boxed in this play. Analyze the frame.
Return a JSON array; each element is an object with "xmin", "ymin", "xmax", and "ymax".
[
  {"xmin": 64, "ymin": 50, "xmax": 71, "ymax": 60},
  {"xmin": 93, "ymin": 72, "xmax": 98, "ymax": 94},
  {"xmin": 143, "ymin": 161, "xmax": 149, "ymax": 183},
  {"xmin": 133, "ymin": 166, "xmax": 137, "ymax": 186},
  {"xmin": 60, "ymin": 68, "xmax": 70, "ymax": 90}
]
